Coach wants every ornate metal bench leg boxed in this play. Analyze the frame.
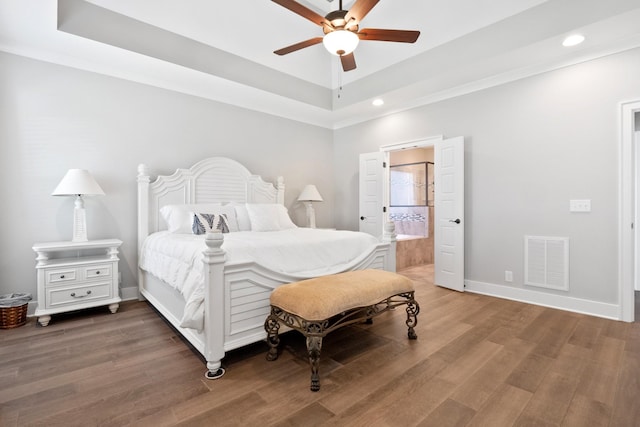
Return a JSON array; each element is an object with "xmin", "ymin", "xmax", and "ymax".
[
  {"xmin": 306, "ymin": 335, "xmax": 323, "ymax": 392},
  {"xmin": 265, "ymin": 312, "xmax": 281, "ymax": 361},
  {"xmin": 405, "ymin": 293, "xmax": 420, "ymax": 340}
]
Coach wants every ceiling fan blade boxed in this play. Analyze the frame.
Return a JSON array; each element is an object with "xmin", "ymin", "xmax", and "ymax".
[
  {"xmin": 274, "ymin": 37, "xmax": 324, "ymax": 55},
  {"xmin": 271, "ymin": 0, "xmax": 330, "ymax": 27},
  {"xmin": 357, "ymin": 28, "xmax": 420, "ymax": 43},
  {"xmin": 340, "ymin": 52, "xmax": 357, "ymax": 72},
  {"xmin": 344, "ymin": 0, "xmax": 379, "ymax": 24}
]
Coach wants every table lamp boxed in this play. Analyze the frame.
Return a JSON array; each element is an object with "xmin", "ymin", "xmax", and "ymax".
[{"xmin": 52, "ymin": 169, "xmax": 105, "ymax": 242}]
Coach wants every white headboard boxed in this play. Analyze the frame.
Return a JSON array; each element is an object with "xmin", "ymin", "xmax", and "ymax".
[{"xmin": 137, "ymin": 157, "xmax": 285, "ymax": 251}]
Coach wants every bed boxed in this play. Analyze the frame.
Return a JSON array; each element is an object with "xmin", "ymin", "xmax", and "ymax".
[{"xmin": 137, "ymin": 157, "xmax": 397, "ymax": 379}]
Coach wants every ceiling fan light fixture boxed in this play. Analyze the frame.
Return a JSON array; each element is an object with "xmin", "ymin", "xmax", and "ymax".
[{"xmin": 323, "ymin": 30, "xmax": 359, "ymax": 56}]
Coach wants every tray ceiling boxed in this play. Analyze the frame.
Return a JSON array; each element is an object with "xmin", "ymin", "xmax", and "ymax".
[{"xmin": 1, "ymin": 0, "xmax": 639, "ymax": 128}]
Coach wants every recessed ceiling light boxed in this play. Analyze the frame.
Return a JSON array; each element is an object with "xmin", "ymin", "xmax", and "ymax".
[
  {"xmin": 372, "ymin": 99, "xmax": 384, "ymax": 106},
  {"xmin": 562, "ymin": 34, "xmax": 585, "ymax": 47}
]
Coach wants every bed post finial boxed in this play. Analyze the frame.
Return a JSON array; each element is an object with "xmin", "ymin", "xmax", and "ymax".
[
  {"xmin": 383, "ymin": 221, "xmax": 397, "ymax": 242},
  {"xmin": 383, "ymin": 221, "xmax": 397, "ymax": 272},
  {"xmin": 204, "ymin": 231, "xmax": 225, "ymax": 254},
  {"xmin": 137, "ymin": 163, "xmax": 149, "ymax": 178}
]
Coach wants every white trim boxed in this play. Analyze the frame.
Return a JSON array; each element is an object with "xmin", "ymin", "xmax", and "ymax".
[
  {"xmin": 620, "ymin": 100, "xmax": 640, "ymax": 322},
  {"xmin": 120, "ymin": 286, "xmax": 139, "ymax": 301},
  {"xmin": 26, "ymin": 301, "xmax": 37, "ymax": 317},
  {"xmin": 465, "ymin": 280, "xmax": 620, "ymax": 321},
  {"xmin": 379, "ymin": 136, "xmax": 444, "ymax": 152}
]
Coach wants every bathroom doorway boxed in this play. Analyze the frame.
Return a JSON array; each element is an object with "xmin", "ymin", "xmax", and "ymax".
[{"xmin": 389, "ymin": 147, "xmax": 435, "ymax": 269}]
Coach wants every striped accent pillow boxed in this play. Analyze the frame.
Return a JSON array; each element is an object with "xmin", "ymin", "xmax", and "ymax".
[{"xmin": 192, "ymin": 213, "xmax": 230, "ymax": 235}]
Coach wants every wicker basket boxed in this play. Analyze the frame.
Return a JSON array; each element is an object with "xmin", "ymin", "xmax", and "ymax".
[{"xmin": 0, "ymin": 303, "xmax": 28, "ymax": 329}]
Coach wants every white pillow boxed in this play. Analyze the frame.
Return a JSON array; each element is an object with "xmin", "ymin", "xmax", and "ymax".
[
  {"xmin": 160, "ymin": 203, "xmax": 240, "ymax": 233},
  {"xmin": 277, "ymin": 206, "xmax": 298, "ymax": 229},
  {"xmin": 227, "ymin": 202, "xmax": 251, "ymax": 231},
  {"xmin": 216, "ymin": 205, "xmax": 239, "ymax": 232},
  {"xmin": 245, "ymin": 204, "xmax": 298, "ymax": 231}
]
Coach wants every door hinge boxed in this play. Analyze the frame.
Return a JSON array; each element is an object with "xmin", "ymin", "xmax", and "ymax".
[
  {"xmin": 383, "ymin": 206, "xmax": 387, "ymax": 213},
  {"xmin": 383, "ymin": 161, "xmax": 386, "ymax": 168}
]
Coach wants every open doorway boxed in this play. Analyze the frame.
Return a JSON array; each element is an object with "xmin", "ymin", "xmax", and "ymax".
[
  {"xmin": 381, "ymin": 136, "xmax": 443, "ymax": 270},
  {"xmin": 389, "ymin": 148, "xmax": 434, "ymax": 269},
  {"xmin": 373, "ymin": 135, "xmax": 464, "ymax": 291}
]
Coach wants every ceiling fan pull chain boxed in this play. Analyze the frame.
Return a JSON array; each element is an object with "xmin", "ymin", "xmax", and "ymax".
[{"xmin": 337, "ymin": 59, "xmax": 342, "ymax": 99}]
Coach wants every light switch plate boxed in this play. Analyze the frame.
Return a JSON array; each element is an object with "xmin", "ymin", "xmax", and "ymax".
[{"xmin": 570, "ymin": 199, "xmax": 591, "ymax": 212}]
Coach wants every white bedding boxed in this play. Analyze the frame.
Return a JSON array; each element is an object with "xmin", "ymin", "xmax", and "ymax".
[{"xmin": 139, "ymin": 228, "xmax": 380, "ymax": 330}]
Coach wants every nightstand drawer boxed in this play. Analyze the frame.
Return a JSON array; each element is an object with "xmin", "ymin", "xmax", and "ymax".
[
  {"xmin": 44, "ymin": 264, "xmax": 112, "ymax": 286},
  {"xmin": 46, "ymin": 282, "xmax": 112, "ymax": 308},
  {"xmin": 85, "ymin": 264, "xmax": 111, "ymax": 280},
  {"xmin": 46, "ymin": 268, "xmax": 78, "ymax": 285}
]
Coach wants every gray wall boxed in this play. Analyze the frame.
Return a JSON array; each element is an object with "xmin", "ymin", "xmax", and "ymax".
[
  {"xmin": 3, "ymin": 45, "xmax": 639, "ymax": 314},
  {"xmin": 0, "ymin": 52, "xmax": 333, "ymax": 298},
  {"xmin": 334, "ymin": 47, "xmax": 640, "ymax": 306}
]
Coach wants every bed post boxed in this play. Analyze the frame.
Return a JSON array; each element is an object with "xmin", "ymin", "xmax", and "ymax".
[
  {"xmin": 383, "ymin": 221, "xmax": 397, "ymax": 272},
  {"xmin": 137, "ymin": 164, "xmax": 150, "ymax": 301},
  {"xmin": 203, "ymin": 231, "xmax": 227, "ymax": 379}
]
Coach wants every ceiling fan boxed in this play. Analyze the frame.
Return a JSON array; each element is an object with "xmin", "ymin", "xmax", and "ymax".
[{"xmin": 272, "ymin": 0, "xmax": 420, "ymax": 72}]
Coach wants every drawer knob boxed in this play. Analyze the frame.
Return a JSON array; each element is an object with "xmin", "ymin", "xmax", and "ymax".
[
  {"xmin": 60, "ymin": 275, "xmax": 65, "ymax": 279},
  {"xmin": 96, "ymin": 271, "xmax": 100, "ymax": 275}
]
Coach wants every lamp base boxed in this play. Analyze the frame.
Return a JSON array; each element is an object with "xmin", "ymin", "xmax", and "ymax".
[
  {"xmin": 72, "ymin": 196, "xmax": 88, "ymax": 242},
  {"xmin": 305, "ymin": 202, "xmax": 316, "ymax": 229}
]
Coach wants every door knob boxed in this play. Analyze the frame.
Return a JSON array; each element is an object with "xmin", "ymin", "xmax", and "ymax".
[
  {"xmin": 449, "ymin": 218, "xmax": 461, "ymax": 224},
  {"xmin": 360, "ymin": 216, "xmax": 365, "ymax": 220}
]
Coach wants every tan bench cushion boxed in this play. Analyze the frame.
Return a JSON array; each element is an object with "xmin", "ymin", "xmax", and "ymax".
[{"xmin": 270, "ymin": 269, "xmax": 414, "ymax": 320}]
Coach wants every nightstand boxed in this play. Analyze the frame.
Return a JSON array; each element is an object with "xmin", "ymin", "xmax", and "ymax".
[{"xmin": 32, "ymin": 239, "xmax": 122, "ymax": 326}]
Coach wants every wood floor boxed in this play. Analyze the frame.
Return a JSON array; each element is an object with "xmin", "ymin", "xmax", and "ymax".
[{"xmin": 2, "ymin": 265, "xmax": 640, "ymax": 426}]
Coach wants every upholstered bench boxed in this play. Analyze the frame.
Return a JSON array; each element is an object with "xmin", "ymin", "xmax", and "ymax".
[{"xmin": 264, "ymin": 269, "xmax": 420, "ymax": 391}]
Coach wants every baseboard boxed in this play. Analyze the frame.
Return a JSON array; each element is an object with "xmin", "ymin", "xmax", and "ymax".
[
  {"xmin": 464, "ymin": 280, "xmax": 621, "ymax": 321},
  {"xmin": 120, "ymin": 286, "xmax": 139, "ymax": 301},
  {"xmin": 27, "ymin": 301, "xmax": 37, "ymax": 316}
]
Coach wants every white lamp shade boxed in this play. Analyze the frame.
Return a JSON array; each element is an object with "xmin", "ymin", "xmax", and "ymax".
[
  {"xmin": 323, "ymin": 30, "xmax": 359, "ymax": 56},
  {"xmin": 52, "ymin": 169, "xmax": 105, "ymax": 196},
  {"xmin": 298, "ymin": 184, "xmax": 323, "ymax": 202}
]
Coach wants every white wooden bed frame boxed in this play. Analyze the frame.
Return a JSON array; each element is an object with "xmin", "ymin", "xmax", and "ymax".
[{"xmin": 137, "ymin": 157, "xmax": 397, "ymax": 379}]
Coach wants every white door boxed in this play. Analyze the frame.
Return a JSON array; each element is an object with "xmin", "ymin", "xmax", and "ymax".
[
  {"xmin": 434, "ymin": 136, "xmax": 465, "ymax": 291},
  {"xmin": 359, "ymin": 152, "xmax": 385, "ymax": 238}
]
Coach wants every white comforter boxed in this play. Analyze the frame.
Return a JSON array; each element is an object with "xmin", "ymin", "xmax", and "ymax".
[{"xmin": 139, "ymin": 229, "xmax": 380, "ymax": 330}]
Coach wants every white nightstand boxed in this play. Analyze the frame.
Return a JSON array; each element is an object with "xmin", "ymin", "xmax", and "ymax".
[{"xmin": 32, "ymin": 239, "xmax": 122, "ymax": 326}]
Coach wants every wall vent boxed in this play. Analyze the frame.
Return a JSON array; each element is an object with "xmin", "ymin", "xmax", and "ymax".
[{"xmin": 524, "ymin": 236, "xmax": 569, "ymax": 291}]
